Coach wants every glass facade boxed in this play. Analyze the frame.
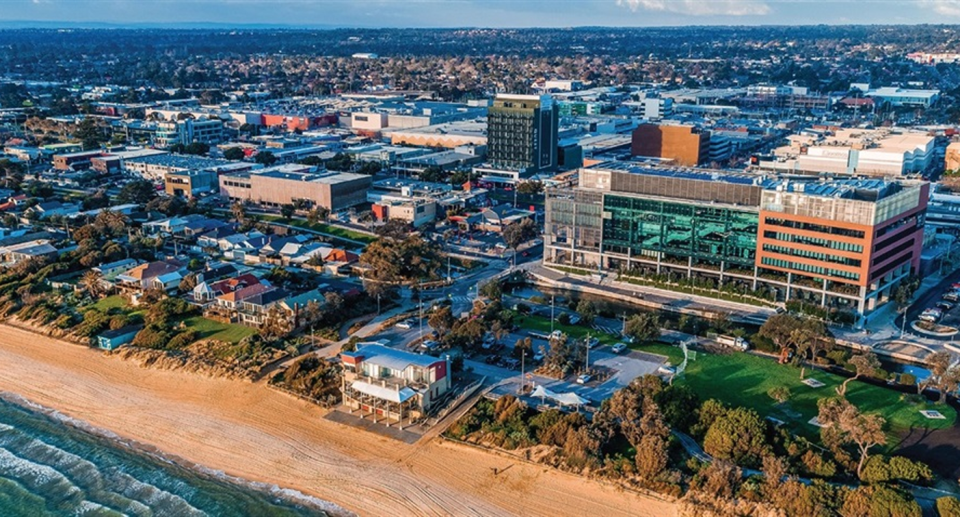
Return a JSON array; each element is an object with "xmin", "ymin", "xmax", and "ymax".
[{"xmin": 601, "ymin": 195, "xmax": 758, "ymax": 267}]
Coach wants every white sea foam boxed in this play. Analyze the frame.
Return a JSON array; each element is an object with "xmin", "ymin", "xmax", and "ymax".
[{"xmin": 0, "ymin": 446, "xmax": 83, "ymax": 502}]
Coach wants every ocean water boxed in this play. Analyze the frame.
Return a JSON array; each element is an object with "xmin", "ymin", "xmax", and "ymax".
[{"xmin": 0, "ymin": 394, "xmax": 343, "ymax": 517}]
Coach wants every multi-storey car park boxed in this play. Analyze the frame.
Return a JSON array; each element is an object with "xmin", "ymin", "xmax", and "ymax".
[{"xmin": 544, "ymin": 162, "xmax": 928, "ymax": 322}]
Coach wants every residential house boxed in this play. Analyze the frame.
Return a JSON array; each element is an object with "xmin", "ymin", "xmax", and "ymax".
[
  {"xmin": 25, "ymin": 201, "xmax": 81, "ymax": 220},
  {"xmin": 237, "ymin": 288, "xmax": 290, "ymax": 326},
  {"xmin": 278, "ymin": 289, "xmax": 328, "ymax": 328},
  {"xmin": 207, "ymin": 281, "xmax": 275, "ymax": 323},
  {"xmin": 94, "ymin": 258, "xmax": 143, "ymax": 280},
  {"xmin": 116, "ymin": 260, "xmax": 186, "ymax": 292},
  {"xmin": 97, "ymin": 324, "xmax": 143, "ymax": 351},
  {"xmin": 340, "ymin": 343, "xmax": 452, "ymax": 426},
  {"xmin": 0, "ymin": 239, "xmax": 58, "ymax": 266},
  {"xmin": 193, "ymin": 272, "xmax": 260, "ymax": 303}
]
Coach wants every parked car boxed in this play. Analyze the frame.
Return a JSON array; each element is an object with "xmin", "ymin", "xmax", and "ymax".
[
  {"xmin": 576, "ymin": 374, "xmax": 592, "ymax": 385},
  {"xmin": 586, "ymin": 337, "xmax": 600, "ymax": 349},
  {"xmin": 937, "ymin": 301, "xmax": 955, "ymax": 311},
  {"xmin": 920, "ymin": 308, "xmax": 943, "ymax": 323},
  {"xmin": 611, "ymin": 343, "xmax": 628, "ymax": 354},
  {"xmin": 395, "ymin": 320, "xmax": 414, "ymax": 330},
  {"xmin": 944, "ymin": 291, "xmax": 960, "ymax": 302}
]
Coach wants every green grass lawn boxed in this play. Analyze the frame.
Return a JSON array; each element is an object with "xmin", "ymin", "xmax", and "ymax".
[
  {"xmin": 261, "ymin": 216, "xmax": 377, "ymax": 244},
  {"xmin": 183, "ymin": 316, "xmax": 257, "ymax": 344},
  {"xmin": 677, "ymin": 351, "xmax": 957, "ymax": 439},
  {"xmin": 89, "ymin": 295, "xmax": 128, "ymax": 312},
  {"xmin": 511, "ymin": 313, "xmax": 622, "ymax": 345}
]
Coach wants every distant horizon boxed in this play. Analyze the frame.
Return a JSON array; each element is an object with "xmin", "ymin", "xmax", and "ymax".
[
  {"xmin": 2, "ymin": 19, "xmax": 960, "ymax": 30},
  {"xmin": 2, "ymin": 0, "xmax": 960, "ymax": 28}
]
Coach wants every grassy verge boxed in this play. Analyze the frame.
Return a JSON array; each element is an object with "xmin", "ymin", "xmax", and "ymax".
[
  {"xmin": 182, "ymin": 316, "xmax": 258, "ymax": 344},
  {"xmin": 261, "ymin": 216, "xmax": 377, "ymax": 244}
]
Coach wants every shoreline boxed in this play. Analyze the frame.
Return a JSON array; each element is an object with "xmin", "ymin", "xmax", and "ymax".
[
  {"xmin": 0, "ymin": 391, "xmax": 349, "ymax": 516},
  {"xmin": 0, "ymin": 323, "xmax": 676, "ymax": 517}
]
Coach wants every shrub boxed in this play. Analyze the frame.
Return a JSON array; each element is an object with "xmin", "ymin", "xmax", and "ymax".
[
  {"xmin": 900, "ymin": 373, "xmax": 917, "ymax": 386},
  {"xmin": 937, "ymin": 497, "xmax": 960, "ymax": 517},
  {"xmin": 767, "ymin": 386, "xmax": 791, "ymax": 404}
]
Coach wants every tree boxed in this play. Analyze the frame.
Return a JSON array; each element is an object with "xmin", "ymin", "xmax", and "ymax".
[
  {"xmin": 80, "ymin": 270, "xmax": 105, "ymax": 299},
  {"xmin": 513, "ymin": 337, "xmax": 533, "ymax": 359},
  {"xmin": 790, "ymin": 318, "xmax": 834, "ymax": 379},
  {"xmin": 624, "ymin": 313, "xmax": 660, "ymax": 343},
  {"xmin": 767, "ymin": 386, "xmax": 791, "ymax": 404},
  {"xmin": 429, "ymin": 306, "xmax": 455, "ymax": 342},
  {"xmin": 697, "ymin": 459, "xmax": 741, "ymax": 500},
  {"xmin": 223, "ymin": 147, "xmax": 245, "ymax": 161},
  {"xmin": 501, "ymin": 217, "xmax": 538, "ymax": 266},
  {"xmin": 255, "ymin": 151, "xmax": 277, "ymax": 165},
  {"xmin": 818, "ymin": 397, "xmax": 886, "ymax": 478},
  {"xmin": 842, "ymin": 485, "xmax": 921, "ymax": 517},
  {"xmin": 937, "ymin": 497, "xmax": 960, "ymax": 517},
  {"xmin": 703, "ymin": 406, "xmax": 770, "ymax": 468},
  {"xmin": 761, "ymin": 455, "xmax": 788, "ymax": 496},
  {"xmin": 575, "ymin": 299, "xmax": 597, "ymax": 325},
  {"xmin": 837, "ymin": 351, "xmax": 881, "ymax": 397},
  {"xmin": 922, "ymin": 351, "xmax": 960, "ymax": 403},
  {"xmin": 418, "ymin": 166, "xmax": 446, "ymax": 183},
  {"xmin": 280, "ymin": 204, "xmax": 296, "ymax": 219},
  {"xmin": 231, "ymin": 201, "xmax": 247, "ymax": 224},
  {"xmin": 516, "ymin": 180, "xmax": 544, "ymax": 195},
  {"xmin": 634, "ymin": 399, "xmax": 670, "ymax": 482},
  {"xmin": 117, "ymin": 180, "xmax": 157, "ymax": 204},
  {"xmin": 307, "ymin": 206, "xmax": 329, "ymax": 224},
  {"xmin": 178, "ymin": 273, "xmax": 198, "ymax": 293}
]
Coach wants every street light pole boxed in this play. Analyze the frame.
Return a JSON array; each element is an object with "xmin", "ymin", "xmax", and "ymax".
[
  {"xmin": 519, "ymin": 351, "xmax": 525, "ymax": 395},
  {"xmin": 585, "ymin": 333, "xmax": 591, "ymax": 373},
  {"xmin": 550, "ymin": 295, "xmax": 555, "ymax": 332}
]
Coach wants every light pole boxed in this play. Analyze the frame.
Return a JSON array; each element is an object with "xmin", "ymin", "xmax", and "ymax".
[
  {"xmin": 584, "ymin": 333, "xmax": 591, "ymax": 374},
  {"xmin": 550, "ymin": 295, "xmax": 556, "ymax": 332},
  {"xmin": 519, "ymin": 350, "xmax": 526, "ymax": 396},
  {"xmin": 418, "ymin": 280, "xmax": 423, "ymax": 342}
]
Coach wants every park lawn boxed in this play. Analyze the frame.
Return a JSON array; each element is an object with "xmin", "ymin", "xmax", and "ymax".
[
  {"xmin": 183, "ymin": 316, "xmax": 257, "ymax": 344},
  {"xmin": 677, "ymin": 351, "xmax": 957, "ymax": 440},
  {"xmin": 89, "ymin": 295, "xmax": 128, "ymax": 312}
]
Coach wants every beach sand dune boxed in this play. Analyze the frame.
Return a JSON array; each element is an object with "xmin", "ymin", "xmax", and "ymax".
[{"xmin": 0, "ymin": 324, "xmax": 675, "ymax": 517}]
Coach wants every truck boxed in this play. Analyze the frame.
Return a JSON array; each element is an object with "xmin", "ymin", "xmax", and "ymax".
[{"xmin": 714, "ymin": 334, "xmax": 750, "ymax": 351}]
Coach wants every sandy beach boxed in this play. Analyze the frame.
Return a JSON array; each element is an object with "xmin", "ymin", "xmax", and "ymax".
[{"xmin": 0, "ymin": 324, "xmax": 675, "ymax": 517}]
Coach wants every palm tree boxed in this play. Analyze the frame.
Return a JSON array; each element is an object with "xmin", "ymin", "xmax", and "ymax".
[{"xmin": 80, "ymin": 270, "xmax": 105, "ymax": 299}]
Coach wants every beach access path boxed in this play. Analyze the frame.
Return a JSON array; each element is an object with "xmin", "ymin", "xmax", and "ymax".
[{"xmin": 0, "ymin": 324, "xmax": 675, "ymax": 517}]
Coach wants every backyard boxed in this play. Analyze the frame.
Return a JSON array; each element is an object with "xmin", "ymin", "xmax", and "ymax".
[{"xmin": 182, "ymin": 316, "xmax": 258, "ymax": 344}]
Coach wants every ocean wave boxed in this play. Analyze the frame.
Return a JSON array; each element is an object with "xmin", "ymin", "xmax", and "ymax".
[
  {"xmin": 0, "ymin": 392, "xmax": 354, "ymax": 517},
  {"xmin": 0, "ymin": 446, "xmax": 83, "ymax": 505}
]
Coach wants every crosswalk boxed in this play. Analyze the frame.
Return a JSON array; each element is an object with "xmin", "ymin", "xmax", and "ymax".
[
  {"xmin": 449, "ymin": 295, "xmax": 475, "ymax": 304},
  {"xmin": 591, "ymin": 323, "xmax": 622, "ymax": 337}
]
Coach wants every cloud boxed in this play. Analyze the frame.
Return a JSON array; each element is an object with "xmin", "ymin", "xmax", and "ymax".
[
  {"xmin": 616, "ymin": 0, "xmax": 771, "ymax": 16},
  {"xmin": 918, "ymin": 0, "xmax": 960, "ymax": 16}
]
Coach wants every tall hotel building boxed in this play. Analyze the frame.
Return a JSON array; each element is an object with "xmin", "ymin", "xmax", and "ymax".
[
  {"xmin": 544, "ymin": 162, "xmax": 928, "ymax": 319},
  {"xmin": 487, "ymin": 94, "xmax": 559, "ymax": 174}
]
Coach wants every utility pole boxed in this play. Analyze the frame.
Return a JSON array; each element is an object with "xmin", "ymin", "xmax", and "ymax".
[
  {"xmin": 418, "ymin": 280, "xmax": 423, "ymax": 342},
  {"xmin": 621, "ymin": 313, "xmax": 627, "ymax": 335}
]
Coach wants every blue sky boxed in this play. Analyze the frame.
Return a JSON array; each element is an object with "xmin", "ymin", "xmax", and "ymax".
[{"xmin": 4, "ymin": 0, "xmax": 960, "ymax": 27}]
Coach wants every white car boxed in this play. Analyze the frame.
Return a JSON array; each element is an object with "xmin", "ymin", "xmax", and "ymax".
[
  {"xmin": 395, "ymin": 320, "xmax": 413, "ymax": 329},
  {"xmin": 576, "ymin": 374, "xmax": 592, "ymax": 385},
  {"xmin": 611, "ymin": 343, "xmax": 628, "ymax": 354}
]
